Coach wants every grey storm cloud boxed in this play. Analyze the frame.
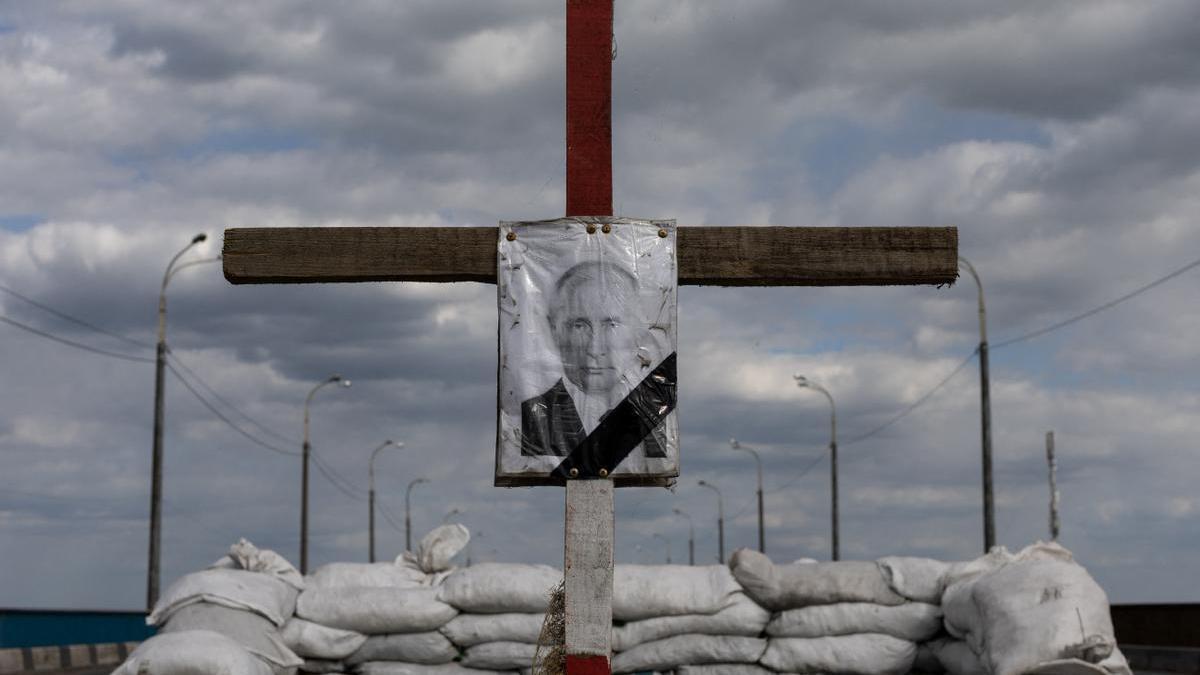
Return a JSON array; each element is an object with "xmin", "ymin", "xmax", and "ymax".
[{"xmin": 1, "ymin": 0, "xmax": 1198, "ymax": 609}]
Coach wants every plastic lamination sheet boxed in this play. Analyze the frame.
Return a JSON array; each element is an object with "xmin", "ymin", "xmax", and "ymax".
[{"xmin": 496, "ymin": 217, "xmax": 679, "ymax": 486}]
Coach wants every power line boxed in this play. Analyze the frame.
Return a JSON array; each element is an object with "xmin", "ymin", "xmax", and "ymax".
[
  {"xmin": 166, "ymin": 362, "xmax": 300, "ymax": 457},
  {"xmin": 309, "ymin": 450, "xmax": 368, "ymax": 501},
  {"xmin": 0, "ymin": 283, "xmax": 154, "ymax": 350},
  {"xmin": 168, "ymin": 352, "xmax": 299, "ymax": 446},
  {"xmin": 0, "ymin": 314, "xmax": 155, "ymax": 363},
  {"xmin": 992, "ymin": 254, "xmax": 1200, "ymax": 349},
  {"xmin": 843, "ymin": 348, "xmax": 979, "ymax": 445}
]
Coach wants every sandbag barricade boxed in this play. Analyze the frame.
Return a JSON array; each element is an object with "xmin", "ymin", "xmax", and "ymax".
[{"xmin": 117, "ymin": 529, "xmax": 1129, "ymax": 675}]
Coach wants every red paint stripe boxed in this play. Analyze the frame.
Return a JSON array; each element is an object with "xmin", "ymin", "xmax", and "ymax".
[
  {"xmin": 565, "ymin": 0, "xmax": 613, "ymax": 217},
  {"xmin": 565, "ymin": 653, "xmax": 611, "ymax": 675}
]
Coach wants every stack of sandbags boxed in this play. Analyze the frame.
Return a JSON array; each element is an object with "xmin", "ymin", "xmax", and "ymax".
[
  {"xmin": 609, "ymin": 564, "xmax": 769, "ymax": 673},
  {"xmin": 135, "ymin": 539, "xmax": 307, "ymax": 675},
  {"xmin": 436, "ymin": 562, "xmax": 561, "ymax": 671},
  {"xmin": 293, "ymin": 525, "xmax": 471, "ymax": 674},
  {"xmin": 731, "ymin": 548, "xmax": 943, "ymax": 675},
  {"xmin": 937, "ymin": 541, "xmax": 1131, "ymax": 675}
]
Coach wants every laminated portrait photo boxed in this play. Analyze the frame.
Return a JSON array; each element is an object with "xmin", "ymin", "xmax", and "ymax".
[{"xmin": 495, "ymin": 217, "xmax": 679, "ymax": 486}]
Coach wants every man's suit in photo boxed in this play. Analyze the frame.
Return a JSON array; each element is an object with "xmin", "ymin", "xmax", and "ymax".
[{"xmin": 520, "ymin": 378, "xmax": 667, "ymax": 458}]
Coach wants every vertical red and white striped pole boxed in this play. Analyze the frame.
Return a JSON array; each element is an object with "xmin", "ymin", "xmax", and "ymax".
[{"xmin": 563, "ymin": 1, "xmax": 614, "ymax": 673}]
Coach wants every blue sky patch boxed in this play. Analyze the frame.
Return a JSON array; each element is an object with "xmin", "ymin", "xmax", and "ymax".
[{"xmin": 0, "ymin": 214, "xmax": 45, "ymax": 232}]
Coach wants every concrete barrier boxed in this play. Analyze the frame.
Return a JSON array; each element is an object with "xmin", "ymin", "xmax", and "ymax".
[{"xmin": 0, "ymin": 642, "xmax": 135, "ymax": 673}]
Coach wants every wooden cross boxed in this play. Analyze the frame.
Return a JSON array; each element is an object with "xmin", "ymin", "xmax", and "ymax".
[{"xmin": 222, "ymin": 2, "xmax": 956, "ymax": 673}]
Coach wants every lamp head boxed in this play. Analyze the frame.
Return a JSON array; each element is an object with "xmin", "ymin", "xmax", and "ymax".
[
  {"xmin": 794, "ymin": 373, "xmax": 809, "ymax": 387},
  {"xmin": 697, "ymin": 479, "xmax": 709, "ymax": 487},
  {"xmin": 729, "ymin": 438, "xmax": 740, "ymax": 449},
  {"xmin": 672, "ymin": 508, "xmax": 683, "ymax": 516},
  {"xmin": 191, "ymin": 233, "xmax": 207, "ymax": 244},
  {"xmin": 393, "ymin": 441, "xmax": 405, "ymax": 449},
  {"xmin": 340, "ymin": 379, "xmax": 352, "ymax": 388}
]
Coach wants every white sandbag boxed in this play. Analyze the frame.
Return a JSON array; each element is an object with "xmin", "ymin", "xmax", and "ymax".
[
  {"xmin": 296, "ymin": 586, "xmax": 458, "ymax": 634},
  {"xmin": 876, "ymin": 556, "xmax": 950, "ymax": 604},
  {"xmin": 112, "ymin": 630, "xmax": 274, "ymax": 675},
  {"xmin": 942, "ymin": 543, "xmax": 1120, "ymax": 675},
  {"xmin": 612, "ymin": 564, "xmax": 742, "ymax": 621},
  {"xmin": 281, "ymin": 618, "xmax": 367, "ymax": 659},
  {"xmin": 765, "ymin": 601, "xmax": 943, "ymax": 642},
  {"xmin": 611, "ymin": 634, "xmax": 766, "ymax": 674},
  {"xmin": 927, "ymin": 638, "xmax": 986, "ymax": 675},
  {"xmin": 357, "ymin": 664, "xmax": 509, "ymax": 675},
  {"xmin": 437, "ymin": 563, "xmax": 562, "ymax": 613},
  {"xmin": 149, "ymin": 568, "xmax": 299, "ymax": 627},
  {"xmin": 940, "ymin": 546, "xmax": 1015, "ymax": 591},
  {"xmin": 759, "ymin": 634, "xmax": 917, "ymax": 675},
  {"xmin": 611, "ymin": 593, "xmax": 769, "ymax": 651},
  {"xmin": 346, "ymin": 631, "xmax": 458, "ymax": 665},
  {"xmin": 298, "ymin": 659, "xmax": 344, "ymax": 674},
  {"xmin": 1027, "ymin": 647, "xmax": 1131, "ymax": 675},
  {"xmin": 460, "ymin": 641, "xmax": 538, "ymax": 670},
  {"xmin": 307, "ymin": 561, "xmax": 428, "ymax": 590},
  {"xmin": 729, "ymin": 548, "xmax": 905, "ymax": 610},
  {"xmin": 161, "ymin": 602, "xmax": 303, "ymax": 669},
  {"xmin": 675, "ymin": 666, "xmax": 775, "ymax": 675},
  {"xmin": 210, "ymin": 538, "xmax": 305, "ymax": 591},
  {"xmin": 913, "ymin": 641, "xmax": 946, "ymax": 673},
  {"xmin": 417, "ymin": 524, "xmax": 470, "ymax": 573},
  {"xmin": 440, "ymin": 612, "xmax": 545, "ymax": 647}
]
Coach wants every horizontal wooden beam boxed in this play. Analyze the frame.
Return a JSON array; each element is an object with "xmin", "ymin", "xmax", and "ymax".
[{"xmin": 223, "ymin": 225, "xmax": 957, "ymax": 287}]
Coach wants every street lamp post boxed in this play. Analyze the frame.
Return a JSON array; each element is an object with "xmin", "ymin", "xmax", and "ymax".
[
  {"xmin": 697, "ymin": 479, "xmax": 725, "ymax": 563},
  {"xmin": 405, "ymin": 477, "xmax": 429, "ymax": 552},
  {"xmin": 959, "ymin": 256, "xmax": 995, "ymax": 552},
  {"xmin": 652, "ymin": 533, "xmax": 671, "ymax": 564},
  {"xmin": 730, "ymin": 439, "xmax": 765, "ymax": 554},
  {"xmin": 368, "ymin": 440, "xmax": 403, "ymax": 563},
  {"xmin": 672, "ymin": 508, "xmax": 695, "ymax": 565},
  {"xmin": 443, "ymin": 508, "xmax": 465, "ymax": 524},
  {"xmin": 302, "ymin": 374, "xmax": 351, "ymax": 574},
  {"xmin": 148, "ymin": 232, "xmax": 216, "ymax": 610},
  {"xmin": 794, "ymin": 374, "xmax": 839, "ymax": 561}
]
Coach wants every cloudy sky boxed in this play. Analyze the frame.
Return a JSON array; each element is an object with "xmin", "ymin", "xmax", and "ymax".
[{"xmin": 2, "ymin": 1, "xmax": 1198, "ymax": 610}]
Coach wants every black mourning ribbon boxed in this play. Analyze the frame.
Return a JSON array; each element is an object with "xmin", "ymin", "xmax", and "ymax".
[{"xmin": 551, "ymin": 352, "xmax": 677, "ymax": 479}]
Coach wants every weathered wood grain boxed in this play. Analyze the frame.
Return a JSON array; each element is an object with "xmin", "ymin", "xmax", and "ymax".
[
  {"xmin": 564, "ymin": 479, "xmax": 613, "ymax": 660},
  {"xmin": 223, "ymin": 225, "xmax": 958, "ymax": 287}
]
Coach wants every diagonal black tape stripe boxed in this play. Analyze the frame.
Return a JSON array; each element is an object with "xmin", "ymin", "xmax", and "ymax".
[{"xmin": 552, "ymin": 352, "xmax": 677, "ymax": 479}]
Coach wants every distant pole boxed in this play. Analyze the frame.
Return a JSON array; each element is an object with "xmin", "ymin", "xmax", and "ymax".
[
  {"xmin": 730, "ymin": 439, "xmax": 765, "ymax": 554},
  {"xmin": 794, "ymin": 374, "xmax": 839, "ymax": 561},
  {"xmin": 698, "ymin": 480, "xmax": 725, "ymax": 563},
  {"xmin": 302, "ymin": 374, "xmax": 351, "ymax": 574},
  {"xmin": 443, "ymin": 507, "xmax": 465, "ymax": 524},
  {"xmin": 652, "ymin": 533, "xmax": 671, "ymax": 564},
  {"xmin": 368, "ymin": 440, "xmax": 402, "ymax": 563},
  {"xmin": 148, "ymin": 232, "xmax": 211, "ymax": 611},
  {"xmin": 1046, "ymin": 431, "xmax": 1060, "ymax": 541},
  {"xmin": 959, "ymin": 257, "xmax": 995, "ymax": 552},
  {"xmin": 672, "ymin": 508, "xmax": 695, "ymax": 565},
  {"xmin": 405, "ymin": 477, "xmax": 428, "ymax": 552}
]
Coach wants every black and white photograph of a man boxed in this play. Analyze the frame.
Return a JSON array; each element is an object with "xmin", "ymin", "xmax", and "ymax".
[
  {"xmin": 496, "ymin": 218, "xmax": 679, "ymax": 484},
  {"xmin": 519, "ymin": 260, "xmax": 667, "ymax": 458}
]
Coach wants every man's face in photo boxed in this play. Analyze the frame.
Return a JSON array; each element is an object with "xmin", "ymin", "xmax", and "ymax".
[{"xmin": 551, "ymin": 266, "xmax": 639, "ymax": 397}]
